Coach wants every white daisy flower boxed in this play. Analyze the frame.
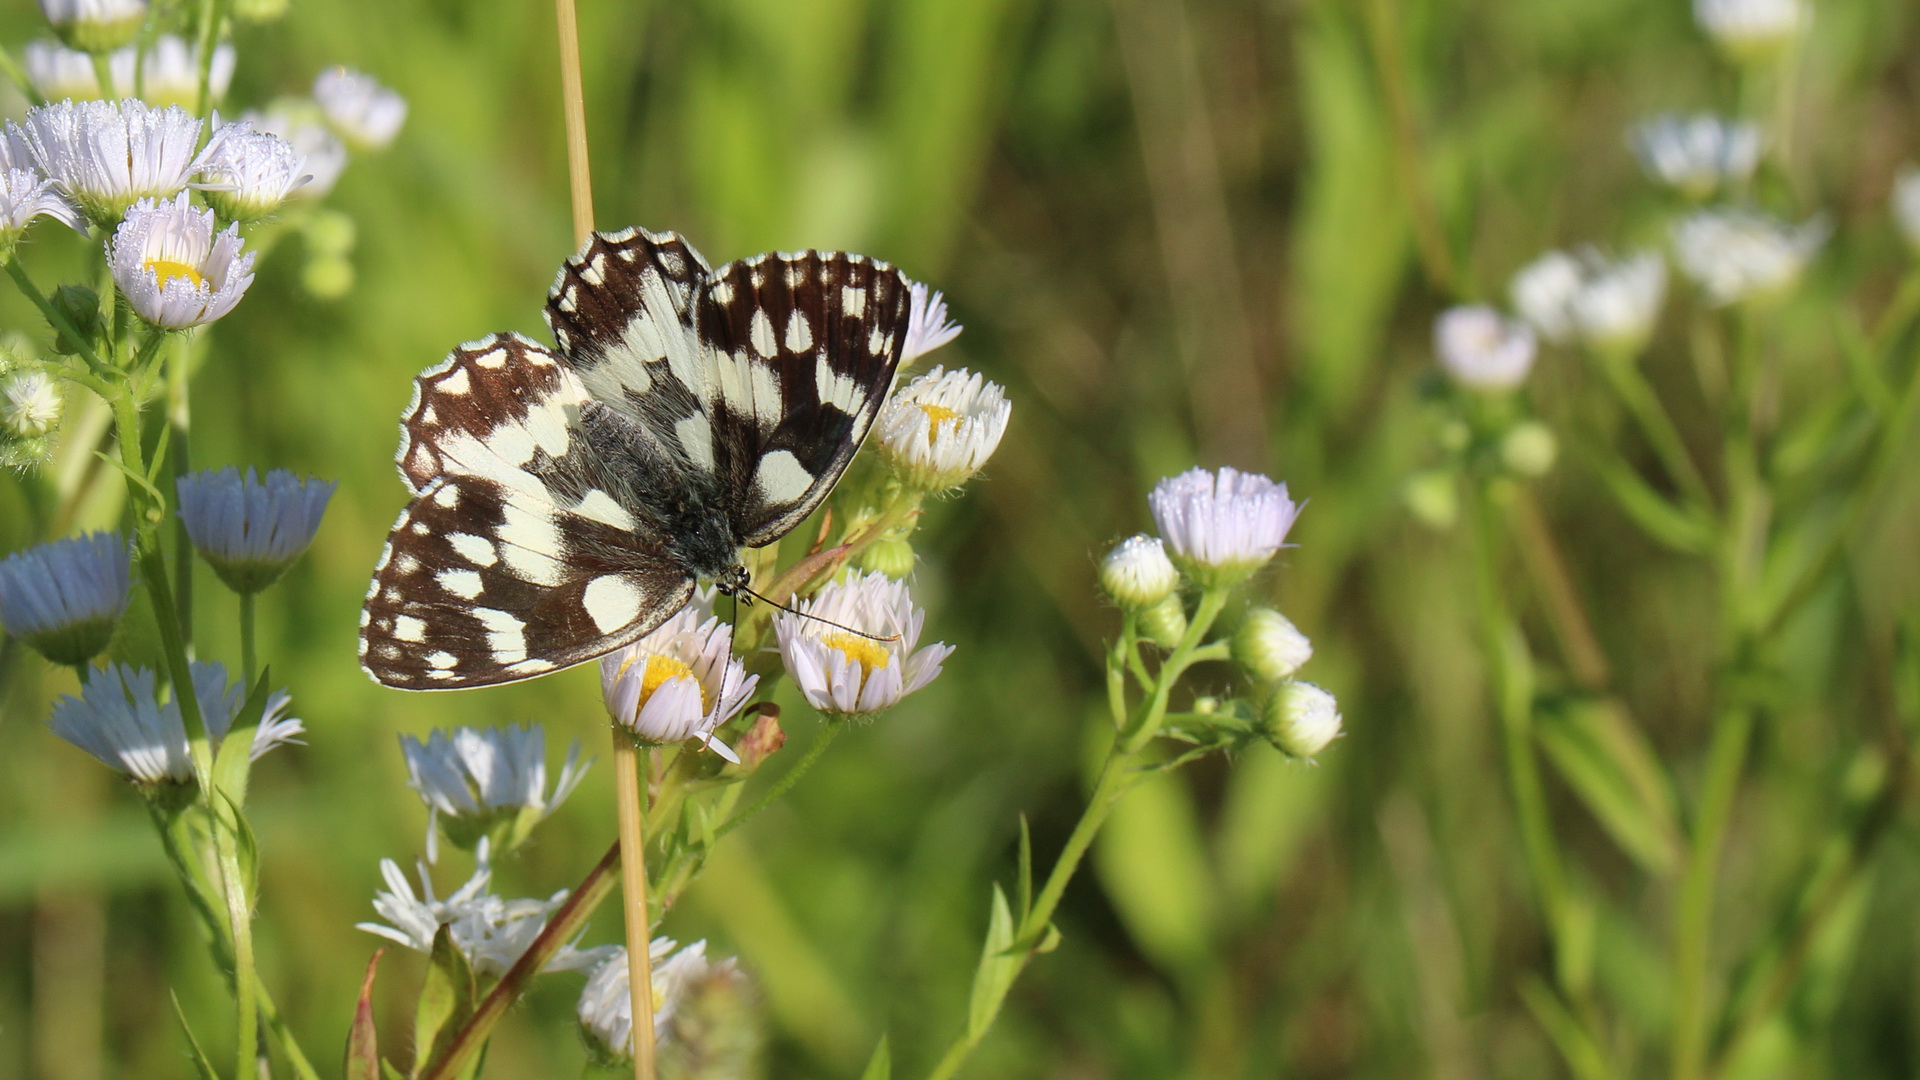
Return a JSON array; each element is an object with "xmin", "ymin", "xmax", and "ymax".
[
  {"xmin": 241, "ymin": 107, "xmax": 349, "ymax": 199},
  {"xmin": 400, "ymin": 724, "xmax": 590, "ymax": 859},
  {"xmin": 193, "ymin": 123, "xmax": 308, "ymax": 222},
  {"xmin": 1694, "ymin": 0, "xmax": 1809, "ymax": 60},
  {"xmin": 312, "ymin": 67, "xmax": 406, "ymax": 150},
  {"xmin": 1631, "ymin": 114, "xmax": 1763, "ymax": 199},
  {"xmin": 18, "ymin": 99, "xmax": 219, "ymax": 224},
  {"xmin": 1099, "ymin": 534, "xmax": 1179, "ymax": 610},
  {"xmin": 901, "ymin": 281, "xmax": 963, "ymax": 365},
  {"xmin": 1511, "ymin": 248, "xmax": 1666, "ymax": 355},
  {"xmin": 38, "ymin": 0, "xmax": 146, "ymax": 53},
  {"xmin": 112, "ymin": 36, "xmax": 235, "ymax": 109},
  {"xmin": 1894, "ymin": 167, "xmax": 1920, "ymax": 252},
  {"xmin": 1148, "ymin": 467, "xmax": 1300, "ymax": 588},
  {"xmin": 175, "ymin": 466, "xmax": 333, "ymax": 593},
  {"xmin": 23, "ymin": 40, "xmax": 101, "ymax": 101},
  {"xmin": 874, "ymin": 365, "xmax": 1010, "ymax": 492},
  {"xmin": 1434, "ymin": 305, "xmax": 1537, "ymax": 391},
  {"xmin": 600, "ymin": 600, "xmax": 755, "ymax": 761},
  {"xmin": 3, "ymin": 371, "xmax": 64, "ymax": 437},
  {"xmin": 1261, "ymin": 681, "xmax": 1342, "ymax": 759},
  {"xmin": 774, "ymin": 571, "xmax": 953, "ymax": 718},
  {"xmin": 0, "ymin": 168, "xmax": 84, "ymax": 257},
  {"xmin": 356, "ymin": 839, "xmax": 611, "ymax": 978},
  {"xmin": 47, "ymin": 660, "xmax": 303, "ymax": 783},
  {"xmin": 578, "ymin": 939, "xmax": 737, "ymax": 1063},
  {"xmin": 1672, "ymin": 207, "xmax": 1826, "ymax": 307},
  {"xmin": 109, "ymin": 193, "xmax": 256, "ymax": 329},
  {"xmin": 1233, "ymin": 607, "xmax": 1313, "ymax": 684}
]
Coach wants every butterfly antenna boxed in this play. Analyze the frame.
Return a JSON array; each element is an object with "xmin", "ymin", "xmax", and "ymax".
[{"xmin": 734, "ymin": 583, "xmax": 901, "ymax": 643}]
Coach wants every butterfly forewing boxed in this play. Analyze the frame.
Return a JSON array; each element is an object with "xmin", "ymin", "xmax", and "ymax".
[
  {"xmin": 694, "ymin": 251, "xmax": 914, "ymax": 546},
  {"xmin": 361, "ymin": 332, "xmax": 696, "ymax": 688}
]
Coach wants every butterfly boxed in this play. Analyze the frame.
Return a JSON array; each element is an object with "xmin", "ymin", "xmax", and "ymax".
[{"xmin": 358, "ymin": 226, "xmax": 960, "ymax": 690}]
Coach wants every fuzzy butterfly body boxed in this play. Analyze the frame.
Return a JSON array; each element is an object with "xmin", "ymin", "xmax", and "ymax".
[{"xmin": 360, "ymin": 226, "xmax": 952, "ymax": 690}]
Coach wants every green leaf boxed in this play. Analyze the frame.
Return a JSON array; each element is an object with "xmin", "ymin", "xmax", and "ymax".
[
  {"xmin": 347, "ymin": 949, "xmax": 385, "ymax": 1080},
  {"xmin": 210, "ymin": 666, "xmax": 275, "ymax": 812},
  {"xmin": 169, "ymin": 991, "xmax": 222, "ymax": 1080},
  {"xmin": 1519, "ymin": 977, "xmax": 1610, "ymax": 1080},
  {"xmin": 1015, "ymin": 814, "xmax": 1033, "ymax": 923},
  {"xmin": 965, "ymin": 885, "xmax": 1020, "ymax": 1041},
  {"xmin": 858, "ymin": 1035, "xmax": 891, "ymax": 1080},
  {"xmin": 411, "ymin": 925, "xmax": 475, "ymax": 1078},
  {"xmin": 1587, "ymin": 452, "xmax": 1713, "ymax": 555},
  {"xmin": 1536, "ymin": 700, "xmax": 1682, "ymax": 876}
]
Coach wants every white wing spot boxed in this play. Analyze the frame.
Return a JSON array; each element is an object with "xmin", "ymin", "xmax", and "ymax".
[
  {"xmin": 709, "ymin": 279, "xmax": 734, "ymax": 305},
  {"xmin": 419, "ymin": 405, "xmax": 438, "ymax": 425},
  {"xmin": 573, "ymin": 489, "xmax": 637, "ymax": 531},
  {"xmin": 750, "ymin": 309, "xmax": 779, "ymax": 357},
  {"xmin": 395, "ymin": 554, "xmax": 420, "ymax": 575},
  {"xmin": 556, "ymin": 291, "xmax": 577, "ymax": 314},
  {"xmin": 580, "ymin": 253, "xmax": 606, "ymax": 286},
  {"xmin": 488, "ymin": 423, "xmax": 537, "ymax": 466},
  {"xmin": 754, "ymin": 450, "xmax": 814, "ymax": 505},
  {"xmin": 427, "ymin": 651, "xmax": 459, "ymax": 670},
  {"xmin": 675, "ymin": 413, "xmax": 716, "ymax": 473},
  {"xmin": 816, "ymin": 356, "xmax": 862, "ymax": 414},
  {"xmin": 393, "ymin": 615, "xmax": 427, "ymax": 643},
  {"xmin": 659, "ymin": 250, "xmax": 686, "ymax": 276},
  {"xmin": 785, "ymin": 262, "xmax": 806, "ymax": 287},
  {"xmin": 439, "ymin": 368, "xmax": 472, "ymax": 394},
  {"xmin": 785, "ymin": 309, "xmax": 814, "ymax": 353},
  {"xmin": 841, "ymin": 286, "xmax": 866, "ymax": 317},
  {"xmin": 583, "ymin": 575, "xmax": 644, "ymax": 633},
  {"xmin": 438, "ymin": 568, "xmax": 483, "ymax": 599},
  {"xmin": 868, "ymin": 325, "xmax": 889, "ymax": 356},
  {"xmin": 409, "ymin": 521, "xmax": 430, "ymax": 536},
  {"xmin": 474, "ymin": 348, "xmax": 508, "ymax": 368},
  {"xmin": 448, "ymin": 533, "xmax": 497, "ymax": 566},
  {"xmin": 473, "ymin": 607, "xmax": 527, "ymax": 664},
  {"xmin": 497, "ymin": 504, "xmax": 565, "ymax": 587},
  {"xmin": 433, "ymin": 484, "xmax": 460, "ymax": 508},
  {"xmin": 523, "ymin": 404, "xmax": 570, "ymax": 457}
]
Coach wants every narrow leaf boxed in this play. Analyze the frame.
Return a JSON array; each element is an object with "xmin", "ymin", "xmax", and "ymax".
[
  {"xmin": 211, "ymin": 667, "xmax": 276, "ymax": 811},
  {"xmin": 1587, "ymin": 452, "xmax": 1712, "ymax": 555},
  {"xmin": 1536, "ymin": 701, "xmax": 1681, "ymax": 876},
  {"xmin": 347, "ymin": 949, "xmax": 385, "ymax": 1080},
  {"xmin": 170, "ymin": 991, "xmax": 222, "ymax": 1080},
  {"xmin": 411, "ymin": 925, "xmax": 474, "ymax": 1078},
  {"xmin": 1015, "ymin": 814, "xmax": 1033, "ymax": 923},
  {"xmin": 858, "ymin": 1035, "xmax": 892, "ymax": 1080},
  {"xmin": 1519, "ymin": 977, "xmax": 1610, "ymax": 1080},
  {"xmin": 965, "ymin": 885, "xmax": 1019, "ymax": 1041}
]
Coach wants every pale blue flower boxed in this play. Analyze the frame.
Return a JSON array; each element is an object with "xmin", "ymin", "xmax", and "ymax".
[
  {"xmin": 48, "ymin": 660, "xmax": 303, "ymax": 783},
  {"xmin": 176, "ymin": 466, "xmax": 335, "ymax": 593},
  {"xmin": 0, "ymin": 531, "xmax": 130, "ymax": 665}
]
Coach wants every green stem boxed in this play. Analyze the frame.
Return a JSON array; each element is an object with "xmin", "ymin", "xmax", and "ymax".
[
  {"xmin": 716, "ymin": 721, "xmax": 842, "ymax": 838},
  {"xmin": 169, "ymin": 335, "xmax": 193, "ymax": 650},
  {"xmin": 219, "ymin": 815, "xmax": 259, "ymax": 1080},
  {"xmin": 7, "ymin": 261, "xmax": 111, "ymax": 377},
  {"xmin": 1669, "ymin": 704, "xmax": 1754, "ymax": 1080},
  {"xmin": 239, "ymin": 591, "xmax": 256, "ymax": 691},
  {"xmin": 90, "ymin": 52, "xmax": 115, "ymax": 99},
  {"xmin": 194, "ymin": 0, "xmax": 225, "ymax": 116},
  {"xmin": 256, "ymin": 977, "xmax": 321, "ymax": 1080},
  {"xmin": 1358, "ymin": 0, "xmax": 1462, "ymax": 296},
  {"xmin": 0, "ymin": 42, "xmax": 41, "ymax": 104},
  {"xmin": 1596, "ymin": 352, "xmax": 1715, "ymax": 512}
]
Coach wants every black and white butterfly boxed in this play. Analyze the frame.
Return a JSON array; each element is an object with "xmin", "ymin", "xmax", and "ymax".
[{"xmin": 359, "ymin": 227, "xmax": 960, "ymax": 690}]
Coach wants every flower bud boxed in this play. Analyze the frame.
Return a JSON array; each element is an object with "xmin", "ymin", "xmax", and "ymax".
[
  {"xmin": 1136, "ymin": 593, "xmax": 1188, "ymax": 649},
  {"xmin": 1260, "ymin": 681, "xmax": 1342, "ymax": 759},
  {"xmin": 1502, "ymin": 421, "xmax": 1558, "ymax": 478},
  {"xmin": 232, "ymin": 0, "xmax": 289, "ymax": 21},
  {"xmin": 1100, "ymin": 534, "xmax": 1178, "ymax": 610},
  {"xmin": 1404, "ymin": 469, "xmax": 1458, "ymax": 530},
  {"xmin": 858, "ymin": 536, "xmax": 916, "ymax": 579},
  {"xmin": 47, "ymin": 284, "xmax": 102, "ymax": 357},
  {"xmin": 735, "ymin": 708, "xmax": 786, "ymax": 773},
  {"xmin": 40, "ymin": 0, "xmax": 147, "ymax": 54},
  {"xmin": 1233, "ymin": 608, "xmax": 1313, "ymax": 684},
  {"xmin": 0, "ymin": 532, "xmax": 132, "ymax": 666}
]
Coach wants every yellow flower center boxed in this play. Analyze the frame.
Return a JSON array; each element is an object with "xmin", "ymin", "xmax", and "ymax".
[
  {"xmin": 619, "ymin": 653, "xmax": 709, "ymax": 710},
  {"xmin": 919, "ymin": 402, "xmax": 961, "ymax": 444},
  {"xmin": 822, "ymin": 633, "xmax": 891, "ymax": 676},
  {"xmin": 144, "ymin": 257, "xmax": 203, "ymax": 291}
]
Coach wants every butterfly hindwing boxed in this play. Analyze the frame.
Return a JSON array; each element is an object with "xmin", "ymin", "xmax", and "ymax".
[{"xmin": 694, "ymin": 251, "xmax": 915, "ymax": 546}]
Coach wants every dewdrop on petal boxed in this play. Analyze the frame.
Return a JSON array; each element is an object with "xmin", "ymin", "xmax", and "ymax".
[
  {"xmin": 1894, "ymin": 167, "xmax": 1920, "ymax": 253},
  {"xmin": 194, "ymin": 124, "xmax": 309, "ymax": 222},
  {"xmin": 1233, "ymin": 608, "xmax": 1313, "ymax": 684},
  {"xmin": 601, "ymin": 601, "xmax": 756, "ymax": 761},
  {"xmin": 313, "ymin": 67, "xmax": 407, "ymax": 151},
  {"xmin": 1672, "ymin": 208, "xmax": 1826, "ymax": 307},
  {"xmin": 1261, "ymin": 682, "xmax": 1342, "ymax": 760},
  {"xmin": 109, "ymin": 194, "xmax": 257, "ymax": 329},
  {"xmin": 0, "ymin": 531, "xmax": 130, "ymax": 666},
  {"xmin": 1434, "ymin": 305, "xmax": 1536, "ymax": 391},
  {"xmin": 1148, "ymin": 467, "xmax": 1300, "ymax": 589},
  {"xmin": 875, "ymin": 365, "xmax": 1010, "ymax": 491},
  {"xmin": 19, "ymin": 99, "xmax": 217, "ymax": 226},
  {"xmin": 244, "ymin": 108, "xmax": 349, "ymax": 199},
  {"xmin": 39, "ymin": 0, "xmax": 146, "ymax": 53},
  {"xmin": 774, "ymin": 571, "xmax": 953, "ymax": 719},
  {"xmin": 1694, "ymin": 0, "xmax": 1809, "ymax": 63},
  {"xmin": 1100, "ymin": 534, "xmax": 1179, "ymax": 610}
]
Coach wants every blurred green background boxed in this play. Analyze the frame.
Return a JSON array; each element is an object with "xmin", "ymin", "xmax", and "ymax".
[{"xmin": 5, "ymin": 0, "xmax": 1920, "ymax": 1077}]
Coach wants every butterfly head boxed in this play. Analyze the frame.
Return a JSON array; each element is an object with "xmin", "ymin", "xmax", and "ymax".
[{"xmin": 713, "ymin": 563, "xmax": 752, "ymax": 598}]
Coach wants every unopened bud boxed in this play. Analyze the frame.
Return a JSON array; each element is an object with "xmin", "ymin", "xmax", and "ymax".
[
  {"xmin": 47, "ymin": 285, "xmax": 102, "ymax": 358},
  {"xmin": 1502, "ymin": 420, "xmax": 1558, "ymax": 478},
  {"xmin": 1100, "ymin": 534, "xmax": 1178, "ymax": 610},
  {"xmin": 858, "ymin": 536, "xmax": 915, "ymax": 579},
  {"xmin": 1404, "ymin": 469, "xmax": 1458, "ymax": 530},
  {"xmin": 736, "ymin": 708, "xmax": 786, "ymax": 772},
  {"xmin": 1260, "ymin": 682, "xmax": 1342, "ymax": 759},
  {"xmin": 1233, "ymin": 607, "xmax": 1313, "ymax": 683},
  {"xmin": 1137, "ymin": 592, "xmax": 1188, "ymax": 649}
]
